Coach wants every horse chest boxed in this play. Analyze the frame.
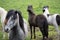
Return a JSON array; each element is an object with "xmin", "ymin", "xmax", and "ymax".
[
  {"xmin": 9, "ymin": 26, "xmax": 25, "ymax": 40},
  {"xmin": 29, "ymin": 16, "xmax": 37, "ymax": 26}
]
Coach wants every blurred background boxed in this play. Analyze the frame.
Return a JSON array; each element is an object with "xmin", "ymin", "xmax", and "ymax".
[{"xmin": 0, "ymin": 0, "xmax": 60, "ymax": 40}]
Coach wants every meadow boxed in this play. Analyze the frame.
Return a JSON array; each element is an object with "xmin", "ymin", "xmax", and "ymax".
[{"xmin": 0, "ymin": 0, "xmax": 60, "ymax": 40}]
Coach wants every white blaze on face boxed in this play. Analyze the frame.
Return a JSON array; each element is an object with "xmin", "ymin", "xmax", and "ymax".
[
  {"xmin": 43, "ymin": 8, "xmax": 49, "ymax": 14},
  {"xmin": 4, "ymin": 16, "xmax": 15, "ymax": 32},
  {"xmin": 43, "ymin": 8, "xmax": 50, "ymax": 19}
]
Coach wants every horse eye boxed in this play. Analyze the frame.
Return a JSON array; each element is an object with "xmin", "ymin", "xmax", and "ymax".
[
  {"xmin": 13, "ymin": 15, "xmax": 17, "ymax": 19},
  {"xmin": 43, "ymin": 9, "xmax": 45, "ymax": 12}
]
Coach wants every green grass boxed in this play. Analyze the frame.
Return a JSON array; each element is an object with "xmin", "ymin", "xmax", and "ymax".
[
  {"xmin": 0, "ymin": 0, "xmax": 60, "ymax": 20},
  {"xmin": 0, "ymin": 0, "xmax": 60, "ymax": 40}
]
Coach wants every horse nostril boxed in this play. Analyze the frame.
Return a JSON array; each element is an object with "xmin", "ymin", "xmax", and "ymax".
[
  {"xmin": 7, "ymin": 28, "xmax": 8, "ymax": 31},
  {"xmin": 5, "ymin": 28, "xmax": 9, "ymax": 32}
]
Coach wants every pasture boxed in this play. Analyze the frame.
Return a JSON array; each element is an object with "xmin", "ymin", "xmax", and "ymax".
[{"xmin": 0, "ymin": 0, "xmax": 60, "ymax": 40}]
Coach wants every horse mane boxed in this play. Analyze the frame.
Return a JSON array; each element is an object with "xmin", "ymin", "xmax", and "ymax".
[{"xmin": 15, "ymin": 10, "xmax": 25, "ymax": 33}]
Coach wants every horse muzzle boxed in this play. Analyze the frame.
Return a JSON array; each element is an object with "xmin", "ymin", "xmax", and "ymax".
[{"xmin": 4, "ymin": 26, "xmax": 10, "ymax": 33}]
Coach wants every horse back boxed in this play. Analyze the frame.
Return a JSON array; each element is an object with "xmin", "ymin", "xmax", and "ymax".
[{"xmin": 35, "ymin": 14, "xmax": 47, "ymax": 26}]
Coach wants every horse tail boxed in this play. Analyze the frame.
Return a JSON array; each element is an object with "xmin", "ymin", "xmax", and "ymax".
[{"xmin": 56, "ymin": 15, "xmax": 60, "ymax": 25}]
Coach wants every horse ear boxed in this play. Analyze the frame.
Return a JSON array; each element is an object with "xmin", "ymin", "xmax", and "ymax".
[
  {"xmin": 43, "ymin": 6, "xmax": 49, "ymax": 8},
  {"xmin": 15, "ymin": 10, "xmax": 18, "ymax": 14},
  {"xmin": 27, "ymin": 5, "xmax": 33, "ymax": 11},
  {"xmin": 47, "ymin": 6, "xmax": 49, "ymax": 8},
  {"xmin": 28, "ymin": 5, "xmax": 32, "ymax": 8}
]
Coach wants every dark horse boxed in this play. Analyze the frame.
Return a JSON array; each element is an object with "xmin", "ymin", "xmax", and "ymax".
[{"xmin": 27, "ymin": 5, "xmax": 48, "ymax": 40}]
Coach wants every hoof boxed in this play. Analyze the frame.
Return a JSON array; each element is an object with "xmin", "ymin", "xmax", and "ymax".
[{"xmin": 43, "ymin": 37, "xmax": 48, "ymax": 40}]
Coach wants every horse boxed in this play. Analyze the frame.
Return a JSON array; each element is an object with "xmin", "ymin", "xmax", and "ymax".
[
  {"xmin": 43, "ymin": 6, "xmax": 60, "ymax": 40},
  {"xmin": 27, "ymin": 5, "xmax": 48, "ymax": 40},
  {"xmin": 0, "ymin": 7, "xmax": 8, "ymax": 39},
  {"xmin": 4, "ymin": 10, "xmax": 28, "ymax": 40}
]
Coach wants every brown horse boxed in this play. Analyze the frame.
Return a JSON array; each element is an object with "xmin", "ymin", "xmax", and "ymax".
[{"xmin": 27, "ymin": 5, "xmax": 48, "ymax": 40}]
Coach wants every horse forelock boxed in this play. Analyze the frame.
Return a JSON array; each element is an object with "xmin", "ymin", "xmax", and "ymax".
[
  {"xmin": 6, "ymin": 10, "xmax": 14, "ymax": 20},
  {"xmin": 4, "ymin": 10, "xmax": 14, "ymax": 25}
]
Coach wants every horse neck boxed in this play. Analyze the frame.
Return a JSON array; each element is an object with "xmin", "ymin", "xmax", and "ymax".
[
  {"xmin": 10, "ymin": 21, "xmax": 24, "ymax": 39},
  {"xmin": 17, "ymin": 15, "xmax": 24, "ymax": 34},
  {"xmin": 28, "ymin": 10, "xmax": 35, "ymax": 17},
  {"xmin": 10, "ymin": 25, "xmax": 24, "ymax": 40},
  {"xmin": 0, "ymin": 8, "xmax": 7, "ymax": 16},
  {"xmin": 17, "ymin": 20, "xmax": 23, "ymax": 31},
  {"xmin": 0, "ymin": 10, "xmax": 7, "ymax": 23}
]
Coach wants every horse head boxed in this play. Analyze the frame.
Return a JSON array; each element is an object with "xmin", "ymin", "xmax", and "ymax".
[
  {"xmin": 43, "ymin": 6, "xmax": 49, "ymax": 13},
  {"xmin": 27, "ymin": 5, "xmax": 35, "ymax": 15},
  {"xmin": 4, "ymin": 10, "xmax": 19, "ymax": 33}
]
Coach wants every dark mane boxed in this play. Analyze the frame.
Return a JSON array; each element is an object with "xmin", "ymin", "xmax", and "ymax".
[{"xmin": 15, "ymin": 10, "xmax": 25, "ymax": 33}]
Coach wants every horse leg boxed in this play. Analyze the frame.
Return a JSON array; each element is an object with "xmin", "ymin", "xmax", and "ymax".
[
  {"xmin": 43, "ymin": 22, "xmax": 48, "ymax": 40},
  {"xmin": 53, "ymin": 23, "xmax": 59, "ymax": 40},
  {"xmin": 2, "ymin": 24, "xmax": 5, "ymax": 39},
  {"xmin": 36, "ymin": 22, "xmax": 45, "ymax": 40},
  {"xmin": 37, "ymin": 23, "xmax": 44, "ymax": 40},
  {"xmin": 30, "ymin": 25, "xmax": 33, "ymax": 39},
  {"xmin": 2, "ymin": 24, "xmax": 9, "ymax": 39},
  {"xmin": 33, "ymin": 26, "xmax": 36, "ymax": 39},
  {"xmin": 39, "ymin": 22, "xmax": 48, "ymax": 40},
  {"xmin": 41, "ymin": 26, "xmax": 48, "ymax": 40},
  {"xmin": 39, "ymin": 26, "xmax": 45, "ymax": 40},
  {"xmin": 8, "ymin": 33, "xmax": 9, "ymax": 39}
]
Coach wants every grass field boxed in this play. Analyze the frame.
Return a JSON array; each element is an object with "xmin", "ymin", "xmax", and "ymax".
[{"xmin": 0, "ymin": 0, "xmax": 60, "ymax": 40}]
